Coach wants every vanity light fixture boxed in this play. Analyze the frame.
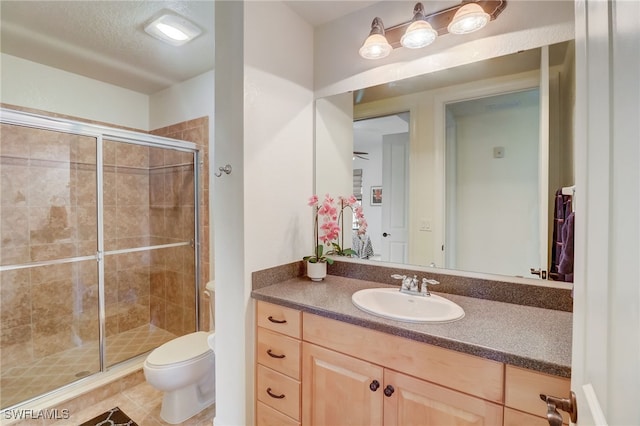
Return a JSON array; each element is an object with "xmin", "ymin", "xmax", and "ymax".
[
  {"xmin": 359, "ymin": 1, "xmax": 507, "ymax": 60},
  {"xmin": 144, "ymin": 12, "xmax": 202, "ymax": 46}
]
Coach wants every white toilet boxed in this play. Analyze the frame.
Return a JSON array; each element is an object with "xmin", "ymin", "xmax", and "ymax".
[{"xmin": 143, "ymin": 281, "xmax": 216, "ymax": 424}]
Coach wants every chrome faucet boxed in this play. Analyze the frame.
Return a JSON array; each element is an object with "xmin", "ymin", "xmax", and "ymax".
[{"xmin": 391, "ymin": 274, "xmax": 440, "ymax": 296}]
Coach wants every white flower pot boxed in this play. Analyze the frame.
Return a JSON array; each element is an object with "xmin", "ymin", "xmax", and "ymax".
[{"xmin": 306, "ymin": 261, "xmax": 327, "ymax": 281}]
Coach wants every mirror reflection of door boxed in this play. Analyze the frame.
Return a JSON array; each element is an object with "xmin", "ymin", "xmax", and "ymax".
[
  {"xmin": 444, "ymin": 89, "xmax": 542, "ymax": 277},
  {"xmin": 353, "ymin": 113, "xmax": 409, "ymax": 262}
]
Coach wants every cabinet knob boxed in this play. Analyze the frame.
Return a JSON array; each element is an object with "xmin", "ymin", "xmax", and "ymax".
[
  {"xmin": 383, "ymin": 385, "xmax": 395, "ymax": 397},
  {"xmin": 369, "ymin": 380, "xmax": 380, "ymax": 391}
]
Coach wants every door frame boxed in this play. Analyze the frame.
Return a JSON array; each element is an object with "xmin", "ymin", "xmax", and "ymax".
[
  {"xmin": 571, "ymin": 0, "xmax": 640, "ymax": 424},
  {"xmin": 433, "ymin": 74, "xmax": 541, "ymax": 269}
]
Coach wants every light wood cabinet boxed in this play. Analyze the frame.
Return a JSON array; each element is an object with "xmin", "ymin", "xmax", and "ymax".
[
  {"xmin": 503, "ymin": 407, "xmax": 550, "ymax": 426},
  {"xmin": 302, "ymin": 313, "xmax": 504, "ymax": 426},
  {"xmin": 255, "ymin": 302, "xmax": 302, "ymax": 426},
  {"xmin": 301, "ymin": 341, "xmax": 502, "ymax": 426},
  {"xmin": 383, "ymin": 369, "xmax": 503, "ymax": 426},
  {"xmin": 303, "ymin": 342, "xmax": 383, "ymax": 426},
  {"xmin": 255, "ymin": 300, "xmax": 570, "ymax": 426},
  {"xmin": 505, "ymin": 365, "xmax": 571, "ymax": 424},
  {"xmin": 302, "ymin": 312, "xmax": 504, "ymax": 403}
]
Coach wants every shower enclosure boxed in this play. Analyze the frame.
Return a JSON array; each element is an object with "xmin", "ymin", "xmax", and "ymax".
[{"xmin": 0, "ymin": 109, "xmax": 201, "ymax": 409}]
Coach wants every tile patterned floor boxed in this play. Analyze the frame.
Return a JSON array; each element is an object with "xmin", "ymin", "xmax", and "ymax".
[
  {"xmin": 1, "ymin": 325, "xmax": 177, "ymax": 409},
  {"xmin": 50, "ymin": 380, "xmax": 216, "ymax": 426}
]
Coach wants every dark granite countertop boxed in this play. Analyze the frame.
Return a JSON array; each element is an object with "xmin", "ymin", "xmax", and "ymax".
[{"xmin": 251, "ymin": 274, "xmax": 572, "ymax": 378}]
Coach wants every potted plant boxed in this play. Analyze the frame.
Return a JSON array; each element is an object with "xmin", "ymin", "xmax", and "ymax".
[{"xmin": 304, "ymin": 194, "xmax": 368, "ymax": 281}]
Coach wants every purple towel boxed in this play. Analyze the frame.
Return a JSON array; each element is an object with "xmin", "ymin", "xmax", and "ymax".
[
  {"xmin": 558, "ymin": 212, "xmax": 575, "ymax": 282},
  {"xmin": 550, "ymin": 189, "xmax": 573, "ymax": 281}
]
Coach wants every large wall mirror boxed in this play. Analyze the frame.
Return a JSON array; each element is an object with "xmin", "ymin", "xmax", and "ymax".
[{"xmin": 316, "ymin": 40, "xmax": 575, "ymax": 287}]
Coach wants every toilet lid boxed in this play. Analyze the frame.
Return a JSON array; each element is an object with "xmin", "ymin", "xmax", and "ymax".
[{"xmin": 147, "ymin": 331, "xmax": 212, "ymax": 367}]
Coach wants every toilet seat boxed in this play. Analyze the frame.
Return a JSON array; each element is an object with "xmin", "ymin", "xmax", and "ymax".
[{"xmin": 146, "ymin": 331, "xmax": 212, "ymax": 368}]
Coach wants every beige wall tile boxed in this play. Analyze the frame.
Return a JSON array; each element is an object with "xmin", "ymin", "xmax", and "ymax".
[{"xmin": 1, "ymin": 163, "xmax": 29, "ymax": 207}]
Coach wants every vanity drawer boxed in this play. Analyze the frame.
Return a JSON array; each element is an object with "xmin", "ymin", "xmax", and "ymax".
[
  {"xmin": 257, "ymin": 364, "xmax": 301, "ymax": 421},
  {"xmin": 256, "ymin": 401, "xmax": 300, "ymax": 426},
  {"xmin": 257, "ymin": 327, "xmax": 301, "ymax": 379},
  {"xmin": 257, "ymin": 301, "xmax": 301, "ymax": 339},
  {"xmin": 503, "ymin": 407, "xmax": 550, "ymax": 426},
  {"xmin": 505, "ymin": 365, "xmax": 571, "ymax": 424},
  {"xmin": 303, "ymin": 312, "xmax": 504, "ymax": 403}
]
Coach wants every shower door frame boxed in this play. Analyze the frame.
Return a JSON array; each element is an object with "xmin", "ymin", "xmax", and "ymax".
[{"xmin": 0, "ymin": 108, "xmax": 201, "ymax": 406}]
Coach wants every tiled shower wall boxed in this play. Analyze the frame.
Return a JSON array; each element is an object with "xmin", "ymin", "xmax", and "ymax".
[
  {"xmin": 0, "ymin": 110, "xmax": 211, "ymax": 376},
  {"xmin": 151, "ymin": 118, "xmax": 211, "ymax": 332}
]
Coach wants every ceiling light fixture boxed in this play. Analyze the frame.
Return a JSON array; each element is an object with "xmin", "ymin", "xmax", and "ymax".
[
  {"xmin": 144, "ymin": 12, "xmax": 202, "ymax": 46},
  {"xmin": 359, "ymin": 1, "xmax": 507, "ymax": 60}
]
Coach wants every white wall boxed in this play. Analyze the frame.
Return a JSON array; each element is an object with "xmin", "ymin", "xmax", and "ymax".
[
  {"xmin": 0, "ymin": 53, "xmax": 149, "ymax": 130},
  {"xmin": 213, "ymin": 1, "xmax": 314, "ymax": 425},
  {"xmin": 149, "ymin": 70, "xmax": 215, "ymax": 131},
  {"xmin": 315, "ymin": 93, "xmax": 353, "ymax": 198}
]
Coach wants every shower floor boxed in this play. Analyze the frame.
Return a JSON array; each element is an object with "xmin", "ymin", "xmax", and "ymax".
[{"xmin": 0, "ymin": 324, "xmax": 177, "ymax": 409}]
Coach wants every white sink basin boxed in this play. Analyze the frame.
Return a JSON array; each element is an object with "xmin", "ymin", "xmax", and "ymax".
[{"xmin": 351, "ymin": 288, "xmax": 465, "ymax": 323}]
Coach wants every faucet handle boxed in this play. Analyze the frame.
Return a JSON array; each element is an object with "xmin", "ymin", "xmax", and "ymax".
[{"xmin": 421, "ymin": 278, "xmax": 440, "ymax": 296}]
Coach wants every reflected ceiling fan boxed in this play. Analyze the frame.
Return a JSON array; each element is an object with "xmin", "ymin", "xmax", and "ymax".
[{"xmin": 353, "ymin": 151, "xmax": 369, "ymax": 160}]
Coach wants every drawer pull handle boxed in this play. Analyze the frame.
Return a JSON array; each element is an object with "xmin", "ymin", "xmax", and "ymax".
[
  {"xmin": 267, "ymin": 349, "xmax": 286, "ymax": 359},
  {"xmin": 369, "ymin": 380, "xmax": 380, "ymax": 391},
  {"xmin": 266, "ymin": 387, "xmax": 285, "ymax": 399},
  {"xmin": 383, "ymin": 385, "xmax": 395, "ymax": 397},
  {"xmin": 267, "ymin": 316, "xmax": 287, "ymax": 324}
]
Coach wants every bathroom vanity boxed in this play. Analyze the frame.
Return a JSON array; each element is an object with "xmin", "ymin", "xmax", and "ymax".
[{"xmin": 252, "ymin": 264, "xmax": 572, "ymax": 426}]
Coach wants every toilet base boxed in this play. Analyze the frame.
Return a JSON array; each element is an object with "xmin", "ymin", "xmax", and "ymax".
[{"xmin": 159, "ymin": 376, "xmax": 216, "ymax": 424}]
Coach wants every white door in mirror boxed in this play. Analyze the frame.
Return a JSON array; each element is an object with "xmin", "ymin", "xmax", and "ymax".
[{"xmin": 351, "ymin": 288, "xmax": 465, "ymax": 323}]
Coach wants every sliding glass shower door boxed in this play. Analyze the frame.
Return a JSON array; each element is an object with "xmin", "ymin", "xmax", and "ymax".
[
  {"xmin": 101, "ymin": 140, "xmax": 197, "ymax": 368},
  {"xmin": 0, "ymin": 110, "xmax": 200, "ymax": 409},
  {"xmin": 0, "ymin": 124, "xmax": 101, "ymax": 408}
]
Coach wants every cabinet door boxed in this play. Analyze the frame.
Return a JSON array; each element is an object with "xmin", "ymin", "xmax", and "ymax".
[
  {"xmin": 384, "ymin": 369, "xmax": 503, "ymax": 426},
  {"xmin": 302, "ymin": 342, "xmax": 384, "ymax": 426}
]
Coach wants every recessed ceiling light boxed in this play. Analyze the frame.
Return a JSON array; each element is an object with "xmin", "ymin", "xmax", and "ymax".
[{"xmin": 144, "ymin": 13, "xmax": 202, "ymax": 46}]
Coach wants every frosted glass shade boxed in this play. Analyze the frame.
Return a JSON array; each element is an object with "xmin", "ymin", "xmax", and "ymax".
[
  {"xmin": 447, "ymin": 3, "xmax": 490, "ymax": 35},
  {"xmin": 359, "ymin": 34, "xmax": 392, "ymax": 59},
  {"xmin": 401, "ymin": 20, "xmax": 438, "ymax": 49}
]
